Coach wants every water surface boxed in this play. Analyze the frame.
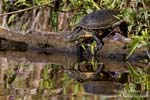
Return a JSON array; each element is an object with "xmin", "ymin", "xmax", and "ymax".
[{"xmin": 0, "ymin": 51, "xmax": 149, "ymax": 100}]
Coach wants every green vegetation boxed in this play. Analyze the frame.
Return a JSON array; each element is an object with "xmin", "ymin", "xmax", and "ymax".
[
  {"xmin": 126, "ymin": 29, "xmax": 150, "ymax": 59},
  {"xmin": 121, "ymin": 62, "xmax": 150, "ymax": 98}
]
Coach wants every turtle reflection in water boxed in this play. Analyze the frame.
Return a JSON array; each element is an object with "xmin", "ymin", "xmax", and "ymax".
[
  {"xmin": 63, "ymin": 9, "xmax": 128, "ymax": 55},
  {"xmin": 65, "ymin": 68, "xmax": 129, "ymax": 83},
  {"xmin": 64, "ymin": 63, "xmax": 104, "ymax": 82},
  {"xmin": 64, "ymin": 64, "xmax": 129, "ymax": 95},
  {"xmin": 65, "ymin": 68, "xmax": 124, "ymax": 95}
]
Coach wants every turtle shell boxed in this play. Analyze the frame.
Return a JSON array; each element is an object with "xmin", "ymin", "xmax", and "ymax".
[{"xmin": 78, "ymin": 9, "xmax": 119, "ymax": 30}]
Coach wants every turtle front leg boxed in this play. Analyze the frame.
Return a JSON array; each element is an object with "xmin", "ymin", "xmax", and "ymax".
[{"xmin": 92, "ymin": 32, "xmax": 104, "ymax": 53}]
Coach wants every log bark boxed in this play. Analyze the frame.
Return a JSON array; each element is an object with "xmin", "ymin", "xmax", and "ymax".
[{"xmin": 0, "ymin": 27, "xmax": 76, "ymax": 52}]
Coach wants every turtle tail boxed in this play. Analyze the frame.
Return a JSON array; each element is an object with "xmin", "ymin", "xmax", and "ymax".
[{"xmin": 63, "ymin": 27, "xmax": 83, "ymax": 42}]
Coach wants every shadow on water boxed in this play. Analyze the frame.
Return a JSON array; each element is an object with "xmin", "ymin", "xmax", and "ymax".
[{"xmin": 0, "ymin": 51, "xmax": 149, "ymax": 100}]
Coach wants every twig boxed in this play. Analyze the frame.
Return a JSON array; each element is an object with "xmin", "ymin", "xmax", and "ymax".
[
  {"xmin": 0, "ymin": 6, "xmax": 39, "ymax": 16},
  {"xmin": 56, "ymin": 8, "xmax": 79, "ymax": 13}
]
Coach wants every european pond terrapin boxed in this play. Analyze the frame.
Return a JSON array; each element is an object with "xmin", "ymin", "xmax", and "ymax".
[{"xmin": 63, "ymin": 9, "xmax": 128, "ymax": 52}]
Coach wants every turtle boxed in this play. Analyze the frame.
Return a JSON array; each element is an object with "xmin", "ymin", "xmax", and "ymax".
[{"xmin": 63, "ymin": 9, "xmax": 128, "ymax": 53}]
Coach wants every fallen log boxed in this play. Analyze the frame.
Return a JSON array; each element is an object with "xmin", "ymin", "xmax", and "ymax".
[
  {"xmin": 0, "ymin": 27, "xmax": 149, "ymax": 61},
  {"xmin": 0, "ymin": 27, "xmax": 77, "ymax": 53}
]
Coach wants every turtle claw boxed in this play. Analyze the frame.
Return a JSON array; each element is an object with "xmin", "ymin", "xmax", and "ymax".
[
  {"xmin": 92, "ymin": 32, "xmax": 104, "ymax": 52},
  {"xmin": 94, "ymin": 42, "xmax": 103, "ymax": 54}
]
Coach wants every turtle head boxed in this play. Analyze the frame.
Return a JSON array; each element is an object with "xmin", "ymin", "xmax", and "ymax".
[
  {"xmin": 63, "ymin": 34, "xmax": 76, "ymax": 42},
  {"xmin": 63, "ymin": 27, "xmax": 83, "ymax": 42}
]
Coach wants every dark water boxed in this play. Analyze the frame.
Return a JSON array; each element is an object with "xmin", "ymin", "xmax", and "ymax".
[{"xmin": 0, "ymin": 51, "xmax": 149, "ymax": 100}]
